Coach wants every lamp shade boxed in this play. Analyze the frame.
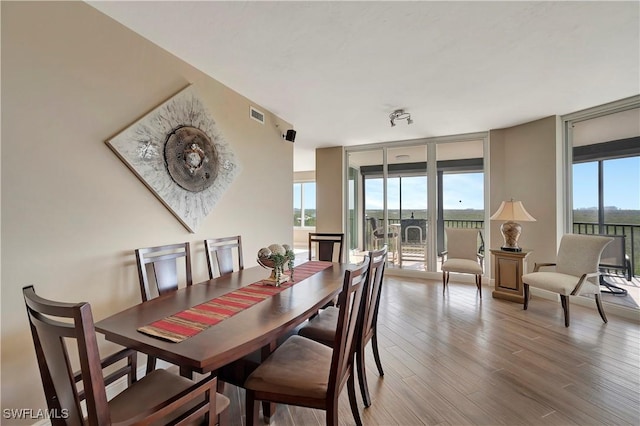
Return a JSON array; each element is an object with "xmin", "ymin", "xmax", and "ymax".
[{"xmin": 490, "ymin": 200, "xmax": 536, "ymax": 222}]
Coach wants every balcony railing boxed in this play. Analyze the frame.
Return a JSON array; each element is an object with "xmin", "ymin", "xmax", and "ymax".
[
  {"xmin": 371, "ymin": 218, "xmax": 639, "ymax": 277},
  {"xmin": 573, "ymin": 222, "xmax": 639, "ymax": 277}
]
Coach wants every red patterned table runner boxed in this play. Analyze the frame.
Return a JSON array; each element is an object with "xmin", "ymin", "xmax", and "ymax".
[{"xmin": 137, "ymin": 261, "xmax": 333, "ymax": 343}]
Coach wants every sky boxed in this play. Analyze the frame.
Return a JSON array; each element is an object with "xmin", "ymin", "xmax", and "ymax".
[
  {"xmin": 298, "ymin": 156, "xmax": 639, "ymax": 211},
  {"xmin": 573, "ymin": 157, "xmax": 640, "ymax": 210}
]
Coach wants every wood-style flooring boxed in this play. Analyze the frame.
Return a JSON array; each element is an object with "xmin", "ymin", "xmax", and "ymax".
[{"xmin": 221, "ymin": 277, "xmax": 640, "ymax": 425}]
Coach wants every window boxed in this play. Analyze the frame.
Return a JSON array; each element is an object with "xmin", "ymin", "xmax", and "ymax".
[{"xmin": 293, "ymin": 182, "xmax": 316, "ymax": 227}]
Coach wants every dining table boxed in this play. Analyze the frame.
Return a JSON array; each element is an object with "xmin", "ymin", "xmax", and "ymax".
[{"xmin": 95, "ymin": 261, "xmax": 350, "ymax": 417}]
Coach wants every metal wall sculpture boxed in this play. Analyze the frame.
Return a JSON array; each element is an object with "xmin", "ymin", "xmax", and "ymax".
[{"xmin": 107, "ymin": 85, "xmax": 240, "ymax": 232}]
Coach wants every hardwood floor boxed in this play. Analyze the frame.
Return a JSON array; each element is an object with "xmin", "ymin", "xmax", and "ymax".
[{"xmin": 221, "ymin": 276, "xmax": 640, "ymax": 425}]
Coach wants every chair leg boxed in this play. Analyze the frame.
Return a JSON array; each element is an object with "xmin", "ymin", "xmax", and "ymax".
[
  {"xmin": 347, "ymin": 373, "xmax": 363, "ymax": 426},
  {"xmin": 356, "ymin": 346, "xmax": 371, "ymax": 407},
  {"xmin": 326, "ymin": 400, "xmax": 339, "ymax": 426},
  {"xmin": 523, "ymin": 284, "xmax": 529, "ymax": 310},
  {"xmin": 595, "ymin": 294, "xmax": 608, "ymax": 324},
  {"xmin": 476, "ymin": 275, "xmax": 482, "ymax": 298},
  {"xmin": 442, "ymin": 271, "xmax": 448, "ymax": 295},
  {"xmin": 245, "ymin": 390, "xmax": 259, "ymax": 426},
  {"xmin": 560, "ymin": 295, "xmax": 570, "ymax": 327},
  {"xmin": 371, "ymin": 330, "xmax": 384, "ymax": 377},
  {"xmin": 146, "ymin": 355, "xmax": 157, "ymax": 375}
]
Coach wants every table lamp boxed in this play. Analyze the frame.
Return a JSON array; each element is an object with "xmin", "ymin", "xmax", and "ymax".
[{"xmin": 490, "ymin": 199, "xmax": 536, "ymax": 252}]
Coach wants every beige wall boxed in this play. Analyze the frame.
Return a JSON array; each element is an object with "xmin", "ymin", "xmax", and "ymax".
[
  {"xmin": 1, "ymin": 1, "xmax": 293, "ymax": 417},
  {"xmin": 489, "ymin": 116, "xmax": 560, "ymax": 273},
  {"xmin": 315, "ymin": 147, "xmax": 344, "ymax": 233}
]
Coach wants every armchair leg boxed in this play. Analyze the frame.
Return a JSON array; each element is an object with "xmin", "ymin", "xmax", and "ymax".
[
  {"xmin": 560, "ymin": 295, "xmax": 570, "ymax": 327},
  {"xmin": 523, "ymin": 284, "xmax": 529, "ymax": 310},
  {"xmin": 476, "ymin": 275, "xmax": 482, "ymax": 298},
  {"xmin": 595, "ymin": 294, "xmax": 608, "ymax": 324},
  {"xmin": 442, "ymin": 271, "xmax": 449, "ymax": 295}
]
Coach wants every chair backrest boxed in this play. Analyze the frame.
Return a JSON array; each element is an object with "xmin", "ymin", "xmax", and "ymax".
[
  {"xmin": 23, "ymin": 285, "xmax": 110, "ymax": 425},
  {"xmin": 362, "ymin": 246, "xmax": 387, "ymax": 344},
  {"xmin": 556, "ymin": 234, "xmax": 613, "ymax": 277},
  {"xmin": 204, "ymin": 235, "xmax": 244, "ymax": 278},
  {"xmin": 445, "ymin": 228, "xmax": 480, "ymax": 260},
  {"xmin": 599, "ymin": 234, "xmax": 627, "ymax": 268},
  {"xmin": 308, "ymin": 232, "xmax": 344, "ymax": 262},
  {"xmin": 327, "ymin": 256, "xmax": 370, "ymax": 398},
  {"xmin": 135, "ymin": 242, "xmax": 192, "ymax": 302}
]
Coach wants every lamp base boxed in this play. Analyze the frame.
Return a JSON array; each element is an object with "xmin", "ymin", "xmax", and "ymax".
[{"xmin": 500, "ymin": 246, "xmax": 522, "ymax": 252}]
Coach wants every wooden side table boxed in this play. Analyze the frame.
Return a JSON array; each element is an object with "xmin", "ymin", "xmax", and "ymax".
[{"xmin": 490, "ymin": 249, "xmax": 532, "ymax": 303}]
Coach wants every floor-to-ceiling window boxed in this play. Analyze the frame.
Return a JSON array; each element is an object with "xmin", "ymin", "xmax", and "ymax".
[
  {"xmin": 564, "ymin": 98, "xmax": 640, "ymax": 309},
  {"xmin": 345, "ymin": 134, "xmax": 487, "ymax": 274}
]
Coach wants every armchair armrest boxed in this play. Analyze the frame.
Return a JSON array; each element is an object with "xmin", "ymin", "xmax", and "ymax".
[
  {"xmin": 74, "ymin": 348, "xmax": 138, "ymax": 400},
  {"xmin": 570, "ymin": 272, "xmax": 600, "ymax": 296},
  {"xmin": 533, "ymin": 262, "xmax": 556, "ymax": 272}
]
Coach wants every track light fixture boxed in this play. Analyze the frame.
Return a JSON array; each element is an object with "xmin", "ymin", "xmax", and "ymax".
[{"xmin": 389, "ymin": 109, "xmax": 413, "ymax": 127}]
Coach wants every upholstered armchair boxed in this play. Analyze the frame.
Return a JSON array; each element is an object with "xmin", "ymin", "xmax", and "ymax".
[
  {"xmin": 522, "ymin": 234, "xmax": 612, "ymax": 327},
  {"xmin": 441, "ymin": 228, "xmax": 484, "ymax": 297}
]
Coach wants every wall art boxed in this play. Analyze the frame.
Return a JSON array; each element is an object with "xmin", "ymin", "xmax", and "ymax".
[{"xmin": 107, "ymin": 85, "xmax": 241, "ymax": 232}]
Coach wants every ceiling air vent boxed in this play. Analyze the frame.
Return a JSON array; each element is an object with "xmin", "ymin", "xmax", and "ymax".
[{"xmin": 250, "ymin": 106, "xmax": 265, "ymax": 124}]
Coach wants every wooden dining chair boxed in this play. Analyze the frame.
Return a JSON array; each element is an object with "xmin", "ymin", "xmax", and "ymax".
[
  {"xmin": 23, "ymin": 285, "xmax": 229, "ymax": 426},
  {"xmin": 298, "ymin": 246, "xmax": 388, "ymax": 407},
  {"xmin": 135, "ymin": 242, "xmax": 192, "ymax": 372},
  {"xmin": 244, "ymin": 257, "xmax": 370, "ymax": 426},
  {"xmin": 135, "ymin": 242, "xmax": 192, "ymax": 302},
  {"xmin": 308, "ymin": 232, "xmax": 344, "ymax": 262},
  {"xmin": 204, "ymin": 235, "xmax": 244, "ymax": 278}
]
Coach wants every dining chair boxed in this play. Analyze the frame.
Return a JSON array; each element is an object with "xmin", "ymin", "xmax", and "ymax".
[
  {"xmin": 441, "ymin": 228, "xmax": 484, "ymax": 297},
  {"xmin": 135, "ymin": 242, "xmax": 192, "ymax": 372},
  {"xmin": 135, "ymin": 242, "xmax": 192, "ymax": 302},
  {"xmin": 205, "ymin": 235, "xmax": 244, "ymax": 278},
  {"xmin": 308, "ymin": 232, "xmax": 344, "ymax": 262},
  {"xmin": 298, "ymin": 246, "xmax": 388, "ymax": 407},
  {"xmin": 23, "ymin": 285, "xmax": 229, "ymax": 426},
  {"xmin": 522, "ymin": 234, "xmax": 613, "ymax": 327},
  {"xmin": 244, "ymin": 257, "xmax": 370, "ymax": 426}
]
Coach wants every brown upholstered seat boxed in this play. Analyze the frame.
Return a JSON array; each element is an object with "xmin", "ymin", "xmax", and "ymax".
[
  {"xmin": 205, "ymin": 235, "xmax": 244, "ymax": 278},
  {"xmin": 244, "ymin": 257, "xmax": 370, "ymax": 426},
  {"xmin": 298, "ymin": 246, "xmax": 388, "ymax": 407},
  {"xmin": 23, "ymin": 285, "xmax": 229, "ymax": 426}
]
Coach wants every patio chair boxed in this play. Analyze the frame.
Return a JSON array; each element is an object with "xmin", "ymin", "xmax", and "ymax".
[{"xmin": 598, "ymin": 234, "xmax": 632, "ymax": 295}]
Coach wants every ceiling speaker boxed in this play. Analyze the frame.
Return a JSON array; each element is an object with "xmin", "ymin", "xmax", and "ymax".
[{"xmin": 285, "ymin": 129, "xmax": 297, "ymax": 142}]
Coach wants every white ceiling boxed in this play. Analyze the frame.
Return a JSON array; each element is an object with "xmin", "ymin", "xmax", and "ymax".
[{"xmin": 87, "ymin": 1, "xmax": 640, "ymax": 171}]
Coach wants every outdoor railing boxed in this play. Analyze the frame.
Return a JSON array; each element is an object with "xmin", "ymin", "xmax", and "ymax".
[
  {"xmin": 372, "ymin": 218, "xmax": 639, "ymax": 277},
  {"xmin": 573, "ymin": 222, "xmax": 639, "ymax": 277}
]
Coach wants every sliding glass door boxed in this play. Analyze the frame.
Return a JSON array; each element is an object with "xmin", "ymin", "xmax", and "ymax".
[{"xmin": 345, "ymin": 134, "xmax": 486, "ymax": 274}]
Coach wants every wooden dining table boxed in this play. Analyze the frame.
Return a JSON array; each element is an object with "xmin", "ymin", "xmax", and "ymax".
[{"xmin": 95, "ymin": 262, "xmax": 349, "ymax": 381}]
